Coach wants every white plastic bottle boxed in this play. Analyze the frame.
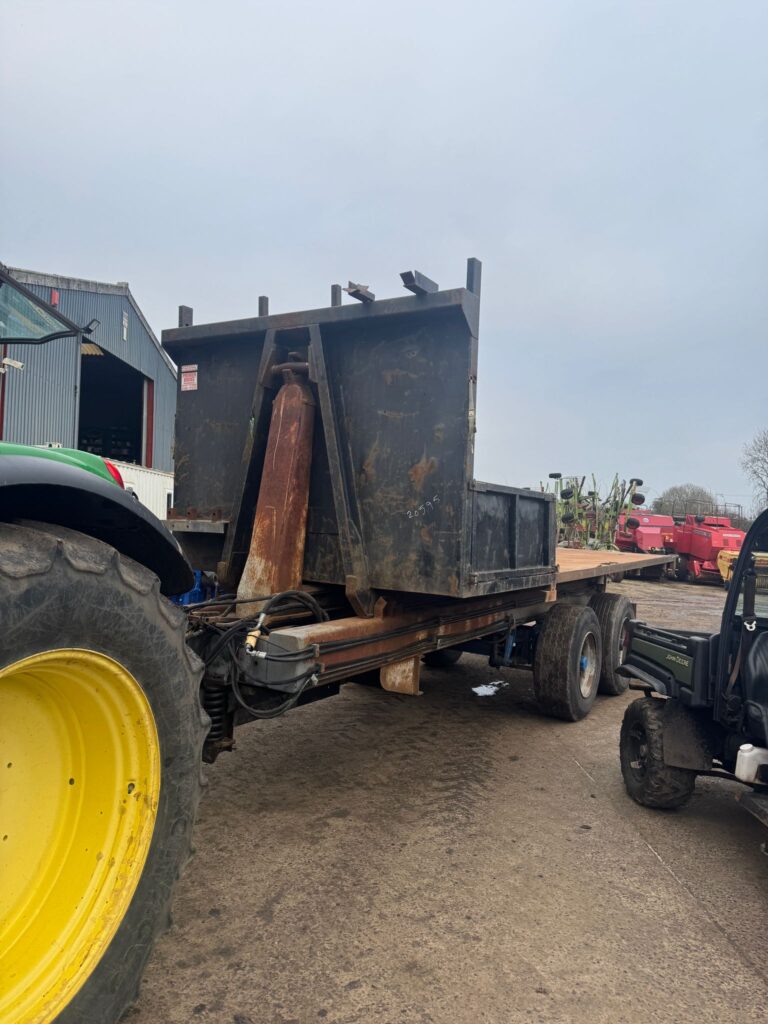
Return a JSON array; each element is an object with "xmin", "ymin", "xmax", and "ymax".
[{"xmin": 734, "ymin": 743, "xmax": 768, "ymax": 784}]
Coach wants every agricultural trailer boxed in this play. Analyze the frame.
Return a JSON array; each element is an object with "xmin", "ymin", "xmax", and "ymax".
[{"xmin": 0, "ymin": 260, "xmax": 673, "ymax": 1024}]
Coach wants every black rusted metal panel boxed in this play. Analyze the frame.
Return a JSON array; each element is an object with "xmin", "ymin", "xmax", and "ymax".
[
  {"xmin": 303, "ymin": 305, "xmax": 477, "ymax": 597},
  {"xmin": 217, "ymin": 330, "xmax": 278, "ymax": 586},
  {"xmin": 170, "ymin": 334, "xmax": 266, "ymax": 521},
  {"xmin": 163, "ymin": 261, "xmax": 556, "ymax": 600}
]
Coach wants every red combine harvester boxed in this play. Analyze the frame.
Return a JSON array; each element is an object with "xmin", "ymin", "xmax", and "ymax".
[
  {"xmin": 615, "ymin": 511, "xmax": 675, "ymax": 555},
  {"xmin": 674, "ymin": 514, "xmax": 745, "ymax": 584}
]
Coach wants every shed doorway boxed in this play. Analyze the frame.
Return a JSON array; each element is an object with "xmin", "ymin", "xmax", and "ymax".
[{"xmin": 78, "ymin": 347, "xmax": 144, "ymax": 464}]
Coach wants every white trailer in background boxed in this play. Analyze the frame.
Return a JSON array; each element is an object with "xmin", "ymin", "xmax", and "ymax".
[{"xmin": 111, "ymin": 460, "xmax": 173, "ymax": 519}]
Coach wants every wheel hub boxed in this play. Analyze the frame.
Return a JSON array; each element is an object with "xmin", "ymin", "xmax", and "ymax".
[
  {"xmin": 578, "ymin": 632, "xmax": 598, "ymax": 699},
  {"xmin": 627, "ymin": 723, "xmax": 649, "ymax": 777}
]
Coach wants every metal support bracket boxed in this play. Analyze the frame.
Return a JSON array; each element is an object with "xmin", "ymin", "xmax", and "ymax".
[
  {"xmin": 218, "ymin": 330, "xmax": 278, "ymax": 587},
  {"xmin": 380, "ymin": 656, "xmax": 422, "ymax": 695},
  {"xmin": 308, "ymin": 323, "xmax": 377, "ymax": 617}
]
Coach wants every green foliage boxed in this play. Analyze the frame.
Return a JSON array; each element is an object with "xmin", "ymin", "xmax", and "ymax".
[
  {"xmin": 741, "ymin": 429, "xmax": 768, "ymax": 507},
  {"xmin": 652, "ymin": 483, "xmax": 716, "ymax": 516},
  {"xmin": 653, "ymin": 483, "xmax": 751, "ymax": 529}
]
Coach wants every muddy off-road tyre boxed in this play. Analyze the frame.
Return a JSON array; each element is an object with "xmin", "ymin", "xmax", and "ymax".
[
  {"xmin": 423, "ymin": 649, "xmax": 463, "ymax": 669},
  {"xmin": 619, "ymin": 698, "xmax": 696, "ymax": 809},
  {"xmin": 533, "ymin": 603, "xmax": 602, "ymax": 721},
  {"xmin": 589, "ymin": 593, "xmax": 634, "ymax": 696},
  {"xmin": 0, "ymin": 522, "xmax": 207, "ymax": 1024}
]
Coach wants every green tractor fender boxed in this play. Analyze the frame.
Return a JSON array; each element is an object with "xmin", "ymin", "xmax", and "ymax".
[{"xmin": 0, "ymin": 453, "xmax": 192, "ymax": 596}]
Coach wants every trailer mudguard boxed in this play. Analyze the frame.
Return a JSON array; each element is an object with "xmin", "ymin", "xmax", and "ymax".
[{"xmin": 0, "ymin": 455, "xmax": 193, "ymax": 596}]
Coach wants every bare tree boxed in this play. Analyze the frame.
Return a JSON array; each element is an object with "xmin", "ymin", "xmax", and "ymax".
[
  {"xmin": 653, "ymin": 483, "xmax": 716, "ymax": 517},
  {"xmin": 741, "ymin": 429, "xmax": 768, "ymax": 508}
]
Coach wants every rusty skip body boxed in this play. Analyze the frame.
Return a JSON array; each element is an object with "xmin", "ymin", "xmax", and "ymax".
[{"xmin": 164, "ymin": 258, "xmax": 557, "ymax": 604}]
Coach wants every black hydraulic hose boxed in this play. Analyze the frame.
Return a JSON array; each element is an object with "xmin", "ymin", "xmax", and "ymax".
[
  {"xmin": 202, "ymin": 589, "xmax": 327, "ymax": 667},
  {"xmin": 203, "ymin": 619, "xmax": 254, "ymax": 666},
  {"xmin": 186, "ymin": 594, "xmax": 270, "ymax": 609},
  {"xmin": 204, "ymin": 588, "xmax": 328, "ymax": 717},
  {"xmin": 260, "ymin": 589, "xmax": 329, "ymax": 622}
]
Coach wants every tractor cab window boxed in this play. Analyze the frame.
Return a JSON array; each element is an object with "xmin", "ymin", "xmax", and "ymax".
[{"xmin": 0, "ymin": 267, "xmax": 82, "ymax": 343}]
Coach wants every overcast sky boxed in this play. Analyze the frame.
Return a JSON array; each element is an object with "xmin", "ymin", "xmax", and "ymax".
[{"xmin": 2, "ymin": 0, "xmax": 766, "ymax": 507}]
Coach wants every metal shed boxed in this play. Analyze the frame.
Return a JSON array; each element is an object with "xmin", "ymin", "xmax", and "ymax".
[{"xmin": 0, "ymin": 269, "xmax": 176, "ymax": 471}]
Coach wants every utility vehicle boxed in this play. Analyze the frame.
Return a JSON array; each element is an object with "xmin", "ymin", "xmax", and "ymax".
[{"xmin": 619, "ymin": 507, "xmax": 768, "ymax": 827}]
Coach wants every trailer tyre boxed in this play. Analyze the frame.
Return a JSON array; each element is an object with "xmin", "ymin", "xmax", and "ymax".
[
  {"xmin": 0, "ymin": 521, "xmax": 207, "ymax": 1024},
  {"xmin": 533, "ymin": 604, "xmax": 603, "ymax": 721},
  {"xmin": 619, "ymin": 698, "xmax": 696, "ymax": 809},
  {"xmin": 423, "ymin": 649, "xmax": 463, "ymax": 669},
  {"xmin": 588, "ymin": 593, "xmax": 633, "ymax": 695}
]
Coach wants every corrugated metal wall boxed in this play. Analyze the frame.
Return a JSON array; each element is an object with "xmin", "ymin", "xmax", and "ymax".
[
  {"xmin": 4, "ymin": 337, "xmax": 79, "ymax": 447},
  {"xmin": 2, "ymin": 280, "xmax": 176, "ymax": 471}
]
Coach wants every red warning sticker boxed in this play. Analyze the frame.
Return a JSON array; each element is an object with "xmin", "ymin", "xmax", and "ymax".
[{"xmin": 180, "ymin": 364, "xmax": 198, "ymax": 392}]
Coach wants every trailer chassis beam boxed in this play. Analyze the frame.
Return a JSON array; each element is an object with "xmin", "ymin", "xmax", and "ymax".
[{"xmin": 268, "ymin": 588, "xmax": 555, "ymax": 685}]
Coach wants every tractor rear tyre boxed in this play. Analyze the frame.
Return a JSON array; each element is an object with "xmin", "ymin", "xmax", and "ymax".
[
  {"xmin": 0, "ymin": 522, "xmax": 207, "ymax": 1024},
  {"xmin": 533, "ymin": 604, "xmax": 602, "ymax": 721},
  {"xmin": 619, "ymin": 698, "xmax": 696, "ymax": 809},
  {"xmin": 588, "ymin": 592, "xmax": 633, "ymax": 695},
  {"xmin": 423, "ymin": 648, "xmax": 463, "ymax": 669}
]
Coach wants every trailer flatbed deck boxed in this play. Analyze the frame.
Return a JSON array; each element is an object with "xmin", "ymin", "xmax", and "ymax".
[
  {"xmin": 555, "ymin": 548, "xmax": 674, "ymax": 583},
  {"xmin": 262, "ymin": 549, "xmax": 676, "ymax": 692}
]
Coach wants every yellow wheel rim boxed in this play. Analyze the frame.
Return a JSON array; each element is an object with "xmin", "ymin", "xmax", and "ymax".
[{"xmin": 0, "ymin": 650, "xmax": 161, "ymax": 1024}]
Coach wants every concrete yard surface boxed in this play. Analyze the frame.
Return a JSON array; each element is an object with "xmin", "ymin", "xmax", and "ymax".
[{"xmin": 130, "ymin": 580, "xmax": 768, "ymax": 1024}]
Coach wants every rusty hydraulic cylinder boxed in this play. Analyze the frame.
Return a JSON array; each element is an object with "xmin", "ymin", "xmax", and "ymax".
[{"xmin": 236, "ymin": 368, "xmax": 316, "ymax": 615}]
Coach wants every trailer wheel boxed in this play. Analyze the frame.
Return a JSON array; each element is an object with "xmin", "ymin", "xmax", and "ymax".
[
  {"xmin": 423, "ymin": 649, "xmax": 463, "ymax": 669},
  {"xmin": 0, "ymin": 521, "xmax": 207, "ymax": 1024},
  {"xmin": 588, "ymin": 593, "xmax": 633, "ymax": 695},
  {"xmin": 533, "ymin": 604, "xmax": 603, "ymax": 721},
  {"xmin": 619, "ymin": 698, "xmax": 696, "ymax": 809}
]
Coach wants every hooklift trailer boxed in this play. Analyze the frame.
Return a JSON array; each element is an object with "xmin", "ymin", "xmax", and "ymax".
[
  {"xmin": 162, "ymin": 259, "xmax": 673, "ymax": 761},
  {"xmin": 1, "ymin": 260, "xmax": 673, "ymax": 1024},
  {"xmin": 618, "ymin": 508, "xmax": 768, "ymax": 828}
]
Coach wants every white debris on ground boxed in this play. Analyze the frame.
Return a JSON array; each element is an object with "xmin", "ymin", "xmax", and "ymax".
[{"xmin": 472, "ymin": 681, "xmax": 507, "ymax": 697}]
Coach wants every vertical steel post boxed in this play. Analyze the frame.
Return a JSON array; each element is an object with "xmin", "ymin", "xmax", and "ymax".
[{"xmin": 236, "ymin": 365, "xmax": 316, "ymax": 614}]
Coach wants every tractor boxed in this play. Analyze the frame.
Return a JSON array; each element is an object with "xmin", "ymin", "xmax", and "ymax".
[{"xmin": 0, "ymin": 267, "xmax": 203, "ymax": 1024}]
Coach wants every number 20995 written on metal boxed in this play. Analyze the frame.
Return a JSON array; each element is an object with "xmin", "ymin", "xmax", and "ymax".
[{"xmin": 405, "ymin": 495, "xmax": 440, "ymax": 519}]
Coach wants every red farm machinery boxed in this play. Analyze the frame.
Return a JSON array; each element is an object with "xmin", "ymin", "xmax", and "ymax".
[
  {"xmin": 674, "ymin": 514, "xmax": 747, "ymax": 585},
  {"xmin": 615, "ymin": 511, "xmax": 676, "ymax": 556}
]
